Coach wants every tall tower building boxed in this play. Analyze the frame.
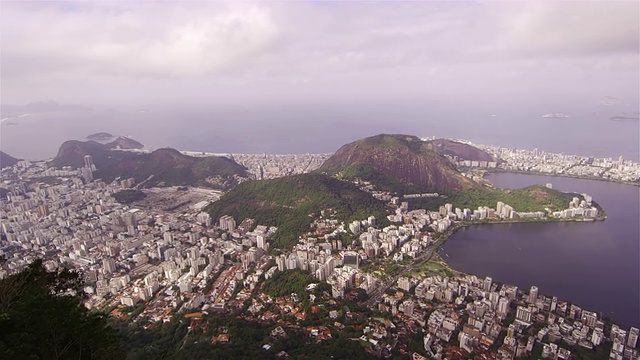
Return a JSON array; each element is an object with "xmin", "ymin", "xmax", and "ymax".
[
  {"xmin": 84, "ymin": 155, "xmax": 96, "ymax": 171},
  {"xmin": 483, "ymin": 276, "xmax": 492, "ymax": 292},
  {"xmin": 219, "ymin": 215, "xmax": 236, "ymax": 232},
  {"xmin": 529, "ymin": 285, "xmax": 538, "ymax": 304},
  {"xmin": 497, "ymin": 297, "xmax": 509, "ymax": 315},
  {"xmin": 628, "ymin": 327, "xmax": 639, "ymax": 348},
  {"xmin": 257, "ymin": 235, "xmax": 266, "ymax": 250}
]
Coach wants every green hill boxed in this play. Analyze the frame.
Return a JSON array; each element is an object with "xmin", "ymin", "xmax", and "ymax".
[
  {"xmin": 406, "ymin": 184, "xmax": 585, "ymax": 214},
  {"xmin": 206, "ymin": 173, "xmax": 390, "ymax": 250},
  {"xmin": 50, "ymin": 140, "xmax": 249, "ymax": 190},
  {"xmin": 319, "ymin": 134, "xmax": 474, "ymax": 193}
]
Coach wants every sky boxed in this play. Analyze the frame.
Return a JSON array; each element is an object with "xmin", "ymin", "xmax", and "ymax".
[{"xmin": 2, "ymin": 1, "xmax": 639, "ymax": 109}]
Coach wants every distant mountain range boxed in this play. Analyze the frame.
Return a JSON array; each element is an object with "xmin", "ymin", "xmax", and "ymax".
[{"xmin": 50, "ymin": 139, "xmax": 250, "ymax": 190}]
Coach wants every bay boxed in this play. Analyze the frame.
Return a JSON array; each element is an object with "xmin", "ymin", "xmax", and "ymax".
[{"xmin": 441, "ymin": 172, "xmax": 640, "ymax": 328}]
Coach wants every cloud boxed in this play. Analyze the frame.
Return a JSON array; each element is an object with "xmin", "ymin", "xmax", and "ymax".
[
  {"xmin": 1, "ymin": 1, "xmax": 637, "ymax": 106},
  {"xmin": 498, "ymin": 2, "xmax": 639, "ymax": 58},
  {"xmin": 2, "ymin": 2, "xmax": 278, "ymax": 78}
]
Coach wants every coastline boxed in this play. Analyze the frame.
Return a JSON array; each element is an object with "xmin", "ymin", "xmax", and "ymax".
[
  {"xmin": 419, "ymin": 177, "xmax": 639, "ymax": 328},
  {"xmin": 429, "ymin": 170, "xmax": 608, "ymax": 276},
  {"xmin": 483, "ymin": 168, "xmax": 640, "ymax": 187}
]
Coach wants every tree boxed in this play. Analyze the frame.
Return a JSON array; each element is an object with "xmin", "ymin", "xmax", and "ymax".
[{"xmin": 0, "ymin": 260, "xmax": 124, "ymax": 359}]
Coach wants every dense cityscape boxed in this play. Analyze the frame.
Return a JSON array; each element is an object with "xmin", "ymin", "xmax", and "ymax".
[{"xmin": 1, "ymin": 140, "xmax": 637, "ymax": 359}]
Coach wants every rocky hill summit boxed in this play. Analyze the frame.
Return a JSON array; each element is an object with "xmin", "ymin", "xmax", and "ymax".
[{"xmin": 319, "ymin": 134, "xmax": 474, "ymax": 192}]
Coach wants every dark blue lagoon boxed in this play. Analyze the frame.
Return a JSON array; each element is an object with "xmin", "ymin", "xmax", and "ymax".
[{"xmin": 441, "ymin": 173, "xmax": 640, "ymax": 328}]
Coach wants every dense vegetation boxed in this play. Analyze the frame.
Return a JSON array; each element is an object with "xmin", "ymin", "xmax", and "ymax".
[
  {"xmin": 263, "ymin": 269, "xmax": 315, "ymax": 298},
  {"xmin": 329, "ymin": 162, "xmax": 428, "ymax": 194},
  {"xmin": 407, "ymin": 184, "xmax": 583, "ymax": 213},
  {"xmin": 206, "ymin": 173, "xmax": 390, "ymax": 250},
  {"xmin": 118, "ymin": 313, "xmax": 371, "ymax": 360},
  {"xmin": 356, "ymin": 133, "xmax": 426, "ymax": 152},
  {"xmin": 0, "ymin": 260, "xmax": 124, "ymax": 359},
  {"xmin": 112, "ymin": 189, "xmax": 147, "ymax": 204}
]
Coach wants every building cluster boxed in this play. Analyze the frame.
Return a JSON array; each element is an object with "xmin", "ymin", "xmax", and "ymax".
[
  {"xmin": 0, "ymin": 151, "xmax": 635, "ymax": 358},
  {"xmin": 477, "ymin": 144, "xmax": 640, "ymax": 184},
  {"xmin": 0, "ymin": 159, "xmax": 279, "ymax": 325},
  {"xmin": 552, "ymin": 196, "xmax": 599, "ymax": 219},
  {"xmin": 381, "ymin": 272, "xmax": 640, "ymax": 360},
  {"xmin": 229, "ymin": 153, "xmax": 332, "ymax": 180}
]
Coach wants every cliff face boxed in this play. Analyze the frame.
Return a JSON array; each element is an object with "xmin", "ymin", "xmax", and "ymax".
[{"xmin": 320, "ymin": 134, "xmax": 474, "ymax": 191}]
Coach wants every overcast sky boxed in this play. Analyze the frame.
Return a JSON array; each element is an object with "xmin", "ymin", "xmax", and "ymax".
[{"xmin": 1, "ymin": 1, "xmax": 638, "ymax": 109}]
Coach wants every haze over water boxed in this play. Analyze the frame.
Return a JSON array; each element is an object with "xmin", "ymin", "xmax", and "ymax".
[
  {"xmin": 442, "ymin": 173, "xmax": 640, "ymax": 328},
  {"xmin": 1, "ymin": 99, "xmax": 638, "ymax": 162}
]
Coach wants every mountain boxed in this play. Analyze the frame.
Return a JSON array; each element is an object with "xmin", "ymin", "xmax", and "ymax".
[
  {"xmin": 319, "ymin": 134, "xmax": 474, "ymax": 193},
  {"xmin": 104, "ymin": 136, "xmax": 144, "ymax": 150},
  {"xmin": 206, "ymin": 173, "xmax": 390, "ymax": 250},
  {"xmin": 0, "ymin": 151, "xmax": 20, "ymax": 169},
  {"xmin": 50, "ymin": 140, "xmax": 249, "ymax": 190},
  {"xmin": 86, "ymin": 132, "xmax": 115, "ymax": 141},
  {"xmin": 85, "ymin": 133, "xmax": 145, "ymax": 149},
  {"xmin": 425, "ymin": 139, "xmax": 495, "ymax": 162}
]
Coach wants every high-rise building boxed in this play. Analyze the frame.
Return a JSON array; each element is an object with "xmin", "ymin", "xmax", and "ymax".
[
  {"xmin": 343, "ymin": 251, "xmax": 360, "ymax": 269},
  {"xmin": 497, "ymin": 297, "xmax": 509, "ymax": 315},
  {"xmin": 628, "ymin": 327, "xmax": 639, "ymax": 348},
  {"xmin": 80, "ymin": 167, "xmax": 93, "ymax": 182},
  {"xmin": 219, "ymin": 215, "xmax": 236, "ymax": 232},
  {"xmin": 591, "ymin": 328, "xmax": 604, "ymax": 346},
  {"xmin": 483, "ymin": 276, "xmax": 492, "ymax": 292},
  {"xmin": 84, "ymin": 155, "xmax": 95, "ymax": 170},
  {"xmin": 529, "ymin": 286, "xmax": 538, "ymax": 304},
  {"xmin": 516, "ymin": 306, "xmax": 532, "ymax": 324},
  {"xmin": 256, "ymin": 235, "xmax": 265, "ymax": 249},
  {"xmin": 103, "ymin": 257, "xmax": 116, "ymax": 274}
]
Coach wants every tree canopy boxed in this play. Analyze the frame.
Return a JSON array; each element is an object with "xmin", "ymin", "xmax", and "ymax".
[{"xmin": 0, "ymin": 260, "xmax": 124, "ymax": 360}]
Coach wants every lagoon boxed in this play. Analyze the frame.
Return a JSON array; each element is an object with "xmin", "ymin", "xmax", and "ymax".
[{"xmin": 441, "ymin": 172, "xmax": 640, "ymax": 328}]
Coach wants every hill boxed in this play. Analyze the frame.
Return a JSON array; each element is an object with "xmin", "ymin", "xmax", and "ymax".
[
  {"xmin": 104, "ymin": 136, "xmax": 144, "ymax": 150},
  {"xmin": 206, "ymin": 173, "xmax": 390, "ymax": 250},
  {"xmin": 406, "ymin": 184, "xmax": 584, "ymax": 214},
  {"xmin": 0, "ymin": 151, "xmax": 20, "ymax": 169},
  {"xmin": 319, "ymin": 134, "xmax": 474, "ymax": 193},
  {"xmin": 50, "ymin": 140, "xmax": 249, "ymax": 190},
  {"xmin": 86, "ymin": 132, "xmax": 115, "ymax": 141},
  {"xmin": 425, "ymin": 139, "xmax": 495, "ymax": 162}
]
